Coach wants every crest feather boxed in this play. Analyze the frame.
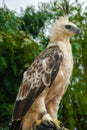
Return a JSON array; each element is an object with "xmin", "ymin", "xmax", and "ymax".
[{"xmin": 60, "ymin": 0, "xmax": 69, "ymax": 16}]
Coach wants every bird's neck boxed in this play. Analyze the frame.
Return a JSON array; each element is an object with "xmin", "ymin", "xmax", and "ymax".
[
  {"xmin": 49, "ymin": 36, "xmax": 70, "ymax": 46},
  {"xmin": 49, "ymin": 29, "xmax": 71, "ymax": 44}
]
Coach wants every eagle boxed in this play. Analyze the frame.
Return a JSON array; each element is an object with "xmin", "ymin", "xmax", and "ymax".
[{"xmin": 10, "ymin": 1, "xmax": 81, "ymax": 130}]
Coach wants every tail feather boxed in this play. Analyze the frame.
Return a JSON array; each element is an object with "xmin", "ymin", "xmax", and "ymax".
[{"xmin": 9, "ymin": 120, "xmax": 22, "ymax": 130}]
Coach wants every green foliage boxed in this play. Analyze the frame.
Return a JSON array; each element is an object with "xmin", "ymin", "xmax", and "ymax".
[
  {"xmin": 0, "ymin": 7, "xmax": 22, "ymax": 35},
  {"xmin": 0, "ymin": 0, "xmax": 87, "ymax": 130},
  {"xmin": 20, "ymin": 2, "xmax": 61, "ymax": 38},
  {"xmin": 0, "ymin": 8, "xmax": 41, "ymax": 128}
]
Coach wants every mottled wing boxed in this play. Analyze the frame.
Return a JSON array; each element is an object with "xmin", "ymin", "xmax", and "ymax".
[{"xmin": 12, "ymin": 45, "xmax": 63, "ymax": 121}]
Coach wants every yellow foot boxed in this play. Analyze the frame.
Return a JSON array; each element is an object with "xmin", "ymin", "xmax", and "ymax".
[{"xmin": 32, "ymin": 119, "xmax": 63, "ymax": 130}]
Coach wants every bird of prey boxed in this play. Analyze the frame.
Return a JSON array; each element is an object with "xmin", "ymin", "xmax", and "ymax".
[{"xmin": 10, "ymin": 1, "xmax": 81, "ymax": 130}]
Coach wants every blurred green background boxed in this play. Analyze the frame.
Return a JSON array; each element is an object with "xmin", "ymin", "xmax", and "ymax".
[{"xmin": 0, "ymin": 0, "xmax": 87, "ymax": 129}]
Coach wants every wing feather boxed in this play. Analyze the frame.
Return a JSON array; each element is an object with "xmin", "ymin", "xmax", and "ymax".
[{"xmin": 12, "ymin": 45, "xmax": 63, "ymax": 121}]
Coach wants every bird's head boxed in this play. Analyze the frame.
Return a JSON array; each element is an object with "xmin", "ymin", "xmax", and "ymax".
[{"xmin": 50, "ymin": 0, "xmax": 81, "ymax": 42}]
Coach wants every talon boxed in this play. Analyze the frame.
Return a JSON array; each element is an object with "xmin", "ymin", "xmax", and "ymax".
[
  {"xmin": 32, "ymin": 120, "xmax": 42, "ymax": 130},
  {"xmin": 50, "ymin": 119, "xmax": 61, "ymax": 130},
  {"xmin": 32, "ymin": 119, "xmax": 62, "ymax": 130},
  {"xmin": 33, "ymin": 119, "xmax": 70, "ymax": 130},
  {"xmin": 41, "ymin": 120, "xmax": 54, "ymax": 127}
]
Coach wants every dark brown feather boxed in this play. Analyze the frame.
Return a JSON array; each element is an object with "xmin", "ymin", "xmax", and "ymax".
[
  {"xmin": 59, "ymin": 0, "xmax": 69, "ymax": 16},
  {"xmin": 65, "ymin": 0, "xmax": 69, "ymax": 15}
]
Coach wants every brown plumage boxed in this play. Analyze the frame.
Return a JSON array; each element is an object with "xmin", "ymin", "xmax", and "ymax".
[
  {"xmin": 10, "ymin": 1, "xmax": 80, "ymax": 130},
  {"xmin": 13, "ymin": 46, "xmax": 63, "ymax": 120}
]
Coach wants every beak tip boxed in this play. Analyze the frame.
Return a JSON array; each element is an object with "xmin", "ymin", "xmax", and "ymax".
[{"xmin": 76, "ymin": 29, "xmax": 81, "ymax": 34}]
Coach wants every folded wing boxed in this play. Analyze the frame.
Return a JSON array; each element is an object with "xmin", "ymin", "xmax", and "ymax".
[{"xmin": 12, "ymin": 45, "xmax": 63, "ymax": 122}]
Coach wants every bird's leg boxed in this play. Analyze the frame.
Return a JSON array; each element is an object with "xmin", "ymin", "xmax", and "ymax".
[
  {"xmin": 46, "ymin": 95, "xmax": 69, "ymax": 130},
  {"xmin": 46, "ymin": 96, "xmax": 61, "ymax": 119},
  {"xmin": 32, "ymin": 97, "xmax": 62, "ymax": 130},
  {"xmin": 29, "ymin": 92, "xmax": 64, "ymax": 130}
]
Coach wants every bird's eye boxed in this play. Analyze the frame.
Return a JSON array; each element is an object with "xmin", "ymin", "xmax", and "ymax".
[{"xmin": 65, "ymin": 25, "xmax": 72, "ymax": 29}]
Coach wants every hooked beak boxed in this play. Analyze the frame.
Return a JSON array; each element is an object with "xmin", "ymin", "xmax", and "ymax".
[
  {"xmin": 75, "ymin": 28, "xmax": 81, "ymax": 34},
  {"xmin": 72, "ymin": 27, "xmax": 81, "ymax": 34}
]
